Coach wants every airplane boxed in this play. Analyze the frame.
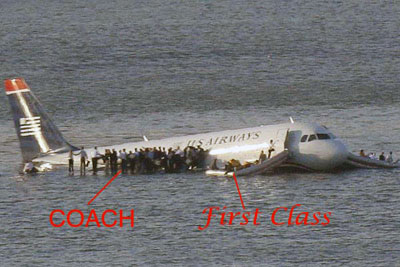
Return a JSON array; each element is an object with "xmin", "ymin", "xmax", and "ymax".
[{"xmin": 3, "ymin": 78, "xmax": 399, "ymax": 175}]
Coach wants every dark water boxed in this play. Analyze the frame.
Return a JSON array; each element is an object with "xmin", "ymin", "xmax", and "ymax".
[{"xmin": 1, "ymin": 0, "xmax": 399, "ymax": 265}]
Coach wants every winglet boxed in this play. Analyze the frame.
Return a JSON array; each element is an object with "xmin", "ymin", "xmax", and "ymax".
[
  {"xmin": 4, "ymin": 78, "xmax": 31, "ymax": 95},
  {"xmin": 289, "ymin": 117, "xmax": 294, "ymax": 124}
]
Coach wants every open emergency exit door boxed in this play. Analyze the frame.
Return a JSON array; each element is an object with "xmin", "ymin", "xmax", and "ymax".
[{"xmin": 274, "ymin": 128, "xmax": 290, "ymax": 154}]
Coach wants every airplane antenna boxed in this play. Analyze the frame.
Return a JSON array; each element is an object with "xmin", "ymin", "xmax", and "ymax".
[
  {"xmin": 143, "ymin": 135, "xmax": 149, "ymax": 142},
  {"xmin": 289, "ymin": 117, "xmax": 294, "ymax": 124}
]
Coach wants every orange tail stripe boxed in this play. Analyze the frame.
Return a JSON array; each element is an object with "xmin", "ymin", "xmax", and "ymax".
[{"xmin": 4, "ymin": 78, "xmax": 30, "ymax": 92}]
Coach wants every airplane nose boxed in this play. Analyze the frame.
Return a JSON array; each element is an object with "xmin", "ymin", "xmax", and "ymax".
[
  {"xmin": 296, "ymin": 138, "xmax": 350, "ymax": 170},
  {"xmin": 326, "ymin": 140, "xmax": 349, "ymax": 167}
]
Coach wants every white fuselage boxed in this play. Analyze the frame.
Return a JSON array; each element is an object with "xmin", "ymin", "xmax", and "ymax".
[{"xmin": 33, "ymin": 122, "xmax": 349, "ymax": 171}]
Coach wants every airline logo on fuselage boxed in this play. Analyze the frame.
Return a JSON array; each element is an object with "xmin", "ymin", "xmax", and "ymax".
[
  {"xmin": 187, "ymin": 131, "xmax": 261, "ymax": 147},
  {"xmin": 19, "ymin": 116, "xmax": 41, "ymax": 137}
]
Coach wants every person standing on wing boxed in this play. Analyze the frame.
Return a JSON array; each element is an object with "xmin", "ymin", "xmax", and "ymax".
[
  {"xmin": 110, "ymin": 149, "xmax": 118, "ymax": 173},
  {"xmin": 74, "ymin": 146, "xmax": 88, "ymax": 176},
  {"xmin": 91, "ymin": 146, "xmax": 102, "ymax": 175},
  {"xmin": 119, "ymin": 149, "xmax": 128, "ymax": 173},
  {"xmin": 68, "ymin": 150, "xmax": 74, "ymax": 174},
  {"xmin": 103, "ymin": 149, "xmax": 111, "ymax": 174}
]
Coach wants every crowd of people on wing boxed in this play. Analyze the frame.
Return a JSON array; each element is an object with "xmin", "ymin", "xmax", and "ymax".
[
  {"xmin": 69, "ymin": 145, "xmax": 209, "ymax": 175},
  {"xmin": 359, "ymin": 149, "xmax": 397, "ymax": 163}
]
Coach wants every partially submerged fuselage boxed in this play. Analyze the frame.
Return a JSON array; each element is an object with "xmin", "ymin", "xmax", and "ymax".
[
  {"xmin": 34, "ymin": 122, "xmax": 349, "ymax": 171},
  {"xmin": 4, "ymin": 77, "xmax": 350, "ymax": 173}
]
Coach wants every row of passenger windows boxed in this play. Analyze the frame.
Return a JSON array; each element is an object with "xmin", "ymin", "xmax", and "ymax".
[{"xmin": 300, "ymin": 133, "xmax": 331, "ymax": 142}]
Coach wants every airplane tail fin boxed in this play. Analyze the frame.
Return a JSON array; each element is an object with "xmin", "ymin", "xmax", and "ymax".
[{"xmin": 4, "ymin": 78, "xmax": 77, "ymax": 162}]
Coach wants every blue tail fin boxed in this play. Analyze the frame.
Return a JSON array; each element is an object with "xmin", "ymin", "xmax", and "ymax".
[{"xmin": 4, "ymin": 78, "xmax": 77, "ymax": 162}]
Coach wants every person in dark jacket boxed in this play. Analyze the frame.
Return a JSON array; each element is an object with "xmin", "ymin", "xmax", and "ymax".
[
  {"xmin": 103, "ymin": 149, "xmax": 111, "ymax": 174},
  {"xmin": 110, "ymin": 149, "xmax": 118, "ymax": 173}
]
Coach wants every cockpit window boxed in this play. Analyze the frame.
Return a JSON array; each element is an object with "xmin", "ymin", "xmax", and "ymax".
[
  {"xmin": 308, "ymin": 134, "xmax": 317, "ymax": 142},
  {"xmin": 300, "ymin": 135, "xmax": 308, "ymax": 142},
  {"xmin": 317, "ymin": 133, "xmax": 330, "ymax": 140}
]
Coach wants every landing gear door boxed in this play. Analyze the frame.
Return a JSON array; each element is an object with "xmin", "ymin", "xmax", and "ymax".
[{"xmin": 275, "ymin": 128, "xmax": 289, "ymax": 153}]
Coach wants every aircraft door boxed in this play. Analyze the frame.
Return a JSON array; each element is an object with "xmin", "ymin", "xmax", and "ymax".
[
  {"xmin": 286, "ymin": 130, "xmax": 300, "ymax": 153},
  {"xmin": 275, "ymin": 128, "xmax": 289, "ymax": 153}
]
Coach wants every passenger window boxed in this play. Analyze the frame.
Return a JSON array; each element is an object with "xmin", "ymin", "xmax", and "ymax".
[
  {"xmin": 317, "ymin": 134, "xmax": 330, "ymax": 140},
  {"xmin": 308, "ymin": 134, "xmax": 317, "ymax": 142},
  {"xmin": 300, "ymin": 135, "xmax": 308, "ymax": 142}
]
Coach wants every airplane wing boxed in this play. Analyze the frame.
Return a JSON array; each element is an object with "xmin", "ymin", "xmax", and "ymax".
[
  {"xmin": 206, "ymin": 149, "xmax": 290, "ymax": 177},
  {"xmin": 32, "ymin": 154, "xmax": 70, "ymax": 165}
]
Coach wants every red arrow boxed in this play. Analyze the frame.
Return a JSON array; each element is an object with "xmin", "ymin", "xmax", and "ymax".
[
  {"xmin": 87, "ymin": 170, "xmax": 122, "ymax": 205},
  {"xmin": 232, "ymin": 172, "xmax": 246, "ymax": 210}
]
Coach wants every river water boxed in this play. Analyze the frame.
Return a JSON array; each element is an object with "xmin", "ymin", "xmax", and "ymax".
[{"xmin": 0, "ymin": 0, "xmax": 399, "ymax": 265}]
